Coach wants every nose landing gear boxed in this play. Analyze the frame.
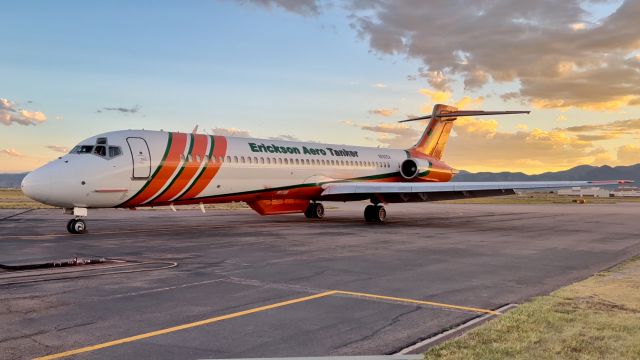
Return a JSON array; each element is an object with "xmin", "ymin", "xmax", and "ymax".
[
  {"xmin": 364, "ymin": 204, "xmax": 386, "ymax": 223},
  {"xmin": 64, "ymin": 207, "xmax": 88, "ymax": 234},
  {"xmin": 67, "ymin": 218, "xmax": 87, "ymax": 234}
]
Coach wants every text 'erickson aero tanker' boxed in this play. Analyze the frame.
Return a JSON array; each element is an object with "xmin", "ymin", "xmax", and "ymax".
[{"xmin": 21, "ymin": 104, "xmax": 630, "ymax": 234}]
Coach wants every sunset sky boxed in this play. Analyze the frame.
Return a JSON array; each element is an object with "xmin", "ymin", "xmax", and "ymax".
[{"xmin": 1, "ymin": 0, "xmax": 639, "ymax": 173}]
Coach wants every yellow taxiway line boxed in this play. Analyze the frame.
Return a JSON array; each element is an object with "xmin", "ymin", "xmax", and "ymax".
[
  {"xmin": 34, "ymin": 289, "xmax": 498, "ymax": 359},
  {"xmin": 34, "ymin": 291, "xmax": 338, "ymax": 360},
  {"xmin": 333, "ymin": 290, "xmax": 501, "ymax": 315}
]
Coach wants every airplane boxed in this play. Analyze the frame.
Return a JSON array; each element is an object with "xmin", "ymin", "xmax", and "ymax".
[{"xmin": 21, "ymin": 104, "xmax": 629, "ymax": 234}]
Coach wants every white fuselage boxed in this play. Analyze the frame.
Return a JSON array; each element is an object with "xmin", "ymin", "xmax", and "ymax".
[{"xmin": 22, "ymin": 130, "xmax": 416, "ymax": 209}]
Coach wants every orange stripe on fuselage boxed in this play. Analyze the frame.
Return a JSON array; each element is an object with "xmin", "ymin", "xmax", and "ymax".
[
  {"xmin": 150, "ymin": 134, "xmax": 210, "ymax": 204},
  {"xmin": 178, "ymin": 136, "xmax": 228, "ymax": 201},
  {"xmin": 125, "ymin": 133, "xmax": 188, "ymax": 207}
]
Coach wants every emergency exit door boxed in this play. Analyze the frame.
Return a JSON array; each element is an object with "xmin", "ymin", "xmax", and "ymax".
[{"xmin": 126, "ymin": 137, "xmax": 151, "ymax": 179}]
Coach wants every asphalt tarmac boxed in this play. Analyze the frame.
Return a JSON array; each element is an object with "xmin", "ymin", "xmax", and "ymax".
[{"xmin": 1, "ymin": 202, "xmax": 640, "ymax": 359}]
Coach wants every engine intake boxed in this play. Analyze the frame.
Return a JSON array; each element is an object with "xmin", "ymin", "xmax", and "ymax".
[{"xmin": 400, "ymin": 158, "xmax": 431, "ymax": 180}]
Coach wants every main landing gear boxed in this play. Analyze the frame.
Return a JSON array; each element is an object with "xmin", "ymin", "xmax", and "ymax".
[
  {"xmin": 65, "ymin": 207, "xmax": 88, "ymax": 234},
  {"xmin": 305, "ymin": 202, "xmax": 325, "ymax": 219},
  {"xmin": 364, "ymin": 204, "xmax": 386, "ymax": 223}
]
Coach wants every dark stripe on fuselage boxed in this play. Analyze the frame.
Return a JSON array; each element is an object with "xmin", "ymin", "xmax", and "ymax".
[{"xmin": 176, "ymin": 135, "xmax": 215, "ymax": 201}]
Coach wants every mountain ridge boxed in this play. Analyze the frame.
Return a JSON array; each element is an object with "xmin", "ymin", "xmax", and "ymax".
[{"xmin": 452, "ymin": 163, "xmax": 640, "ymax": 183}]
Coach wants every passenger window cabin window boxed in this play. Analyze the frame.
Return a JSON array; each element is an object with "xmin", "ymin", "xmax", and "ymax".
[
  {"xmin": 233, "ymin": 156, "xmax": 238, "ymax": 163},
  {"xmin": 247, "ymin": 157, "xmax": 252, "ymax": 164}
]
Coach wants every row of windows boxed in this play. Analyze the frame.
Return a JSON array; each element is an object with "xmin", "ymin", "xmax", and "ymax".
[
  {"xmin": 180, "ymin": 154, "xmax": 393, "ymax": 168},
  {"xmin": 69, "ymin": 145, "xmax": 123, "ymax": 159}
]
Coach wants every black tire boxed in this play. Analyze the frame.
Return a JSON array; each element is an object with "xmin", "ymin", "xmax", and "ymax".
[
  {"xmin": 314, "ymin": 203, "xmax": 325, "ymax": 218},
  {"xmin": 67, "ymin": 219, "xmax": 77, "ymax": 234},
  {"xmin": 364, "ymin": 205, "xmax": 375, "ymax": 222},
  {"xmin": 304, "ymin": 203, "xmax": 316, "ymax": 218},
  {"xmin": 72, "ymin": 219, "xmax": 87, "ymax": 234}
]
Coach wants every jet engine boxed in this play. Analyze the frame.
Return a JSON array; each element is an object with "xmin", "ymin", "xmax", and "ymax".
[{"xmin": 400, "ymin": 158, "xmax": 431, "ymax": 180}]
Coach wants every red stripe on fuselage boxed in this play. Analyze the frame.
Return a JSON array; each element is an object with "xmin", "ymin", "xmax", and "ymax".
[
  {"xmin": 150, "ymin": 134, "xmax": 210, "ymax": 204},
  {"xmin": 177, "ymin": 135, "xmax": 228, "ymax": 201},
  {"xmin": 124, "ymin": 133, "xmax": 188, "ymax": 207}
]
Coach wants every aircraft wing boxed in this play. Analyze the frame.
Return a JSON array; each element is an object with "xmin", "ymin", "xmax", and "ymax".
[{"xmin": 320, "ymin": 180, "xmax": 630, "ymax": 202}]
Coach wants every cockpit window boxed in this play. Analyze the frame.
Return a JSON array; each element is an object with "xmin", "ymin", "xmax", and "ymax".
[
  {"xmin": 108, "ymin": 146, "xmax": 122, "ymax": 158},
  {"xmin": 96, "ymin": 137, "xmax": 108, "ymax": 145},
  {"xmin": 93, "ymin": 146, "xmax": 107, "ymax": 157},
  {"xmin": 70, "ymin": 145, "xmax": 94, "ymax": 154}
]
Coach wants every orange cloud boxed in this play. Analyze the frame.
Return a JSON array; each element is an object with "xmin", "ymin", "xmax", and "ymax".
[{"xmin": 368, "ymin": 108, "xmax": 398, "ymax": 117}]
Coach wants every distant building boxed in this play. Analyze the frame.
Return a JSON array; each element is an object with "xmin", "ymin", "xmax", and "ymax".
[
  {"xmin": 612, "ymin": 186, "xmax": 640, "ymax": 197},
  {"xmin": 557, "ymin": 187, "xmax": 611, "ymax": 197}
]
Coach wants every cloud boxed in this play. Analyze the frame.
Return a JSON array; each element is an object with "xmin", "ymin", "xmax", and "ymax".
[
  {"xmin": 418, "ymin": 91, "xmax": 483, "ymax": 113},
  {"xmin": 368, "ymin": 108, "xmax": 397, "ymax": 116},
  {"xmin": 418, "ymin": 88, "xmax": 451, "ymax": 104},
  {"xmin": 345, "ymin": 113, "xmax": 640, "ymax": 172},
  {"xmin": 46, "ymin": 145, "xmax": 69, "ymax": 153},
  {"xmin": 212, "ymin": 127, "xmax": 252, "ymax": 137},
  {"xmin": 563, "ymin": 118, "xmax": 640, "ymax": 135},
  {"xmin": 97, "ymin": 105, "xmax": 141, "ymax": 114},
  {"xmin": 372, "ymin": 83, "xmax": 387, "ymax": 88},
  {"xmin": 345, "ymin": 121, "xmax": 420, "ymax": 148},
  {"xmin": 0, "ymin": 148, "xmax": 25, "ymax": 157},
  {"xmin": 0, "ymin": 98, "xmax": 48, "ymax": 126},
  {"xmin": 616, "ymin": 144, "xmax": 640, "ymax": 165},
  {"xmin": 237, "ymin": 0, "xmax": 321, "ymax": 16},
  {"xmin": 556, "ymin": 114, "xmax": 568, "ymax": 122},
  {"xmin": 454, "ymin": 95, "xmax": 484, "ymax": 109},
  {"xmin": 445, "ymin": 117, "xmax": 611, "ymax": 172},
  {"xmin": 268, "ymin": 134, "xmax": 300, "ymax": 141},
  {"xmin": 348, "ymin": 0, "xmax": 640, "ymax": 110},
  {"xmin": 570, "ymin": 22, "xmax": 587, "ymax": 31}
]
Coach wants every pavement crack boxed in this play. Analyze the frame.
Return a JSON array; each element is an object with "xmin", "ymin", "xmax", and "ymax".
[{"xmin": 336, "ymin": 306, "xmax": 422, "ymax": 350}]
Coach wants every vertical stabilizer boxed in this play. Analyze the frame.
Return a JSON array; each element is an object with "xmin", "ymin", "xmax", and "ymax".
[{"xmin": 410, "ymin": 104, "xmax": 458, "ymax": 160}]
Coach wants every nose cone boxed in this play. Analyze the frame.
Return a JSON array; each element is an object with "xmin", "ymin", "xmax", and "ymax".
[{"xmin": 21, "ymin": 168, "xmax": 51, "ymax": 204}]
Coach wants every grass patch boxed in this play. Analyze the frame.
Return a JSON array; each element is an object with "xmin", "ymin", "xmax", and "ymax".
[
  {"xmin": 0, "ymin": 188, "xmax": 54, "ymax": 209},
  {"xmin": 424, "ymin": 257, "xmax": 640, "ymax": 360}
]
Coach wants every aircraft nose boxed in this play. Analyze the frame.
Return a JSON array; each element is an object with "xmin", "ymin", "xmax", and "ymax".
[{"xmin": 21, "ymin": 167, "xmax": 51, "ymax": 203}]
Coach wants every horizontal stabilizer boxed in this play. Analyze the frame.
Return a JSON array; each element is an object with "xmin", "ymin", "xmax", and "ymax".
[{"xmin": 400, "ymin": 110, "xmax": 530, "ymax": 123}]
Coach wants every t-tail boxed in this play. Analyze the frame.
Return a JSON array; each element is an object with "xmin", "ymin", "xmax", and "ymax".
[{"xmin": 400, "ymin": 104, "xmax": 530, "ymax": 160}]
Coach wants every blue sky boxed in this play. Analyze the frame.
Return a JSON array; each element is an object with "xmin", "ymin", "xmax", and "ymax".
[{"xmin": 2, "ymin": 0, "xmax": 639, "ymax": 173}]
